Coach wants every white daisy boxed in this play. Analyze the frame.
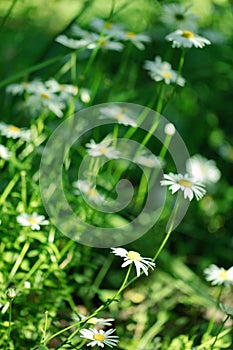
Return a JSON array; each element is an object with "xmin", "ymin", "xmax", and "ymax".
[
  {"xmin": 135, "ymin": 152, "xmax": 164, "ymax": 169},
  {"xmin": 99, "ymin": 105, "xmax": 137, "ymax": 127},
  {"xmin": 73, "ymin": 180, "xmax": 105, "ymax": 204},
  {"xmin": 86, "ymin": 139, "xmax": 120, "ymax": 159},
  {"xmin": 0, "ymin": 123, "xmax": 31, "ymax": 141},
  {"xmin": 166, "ymin": 29, "xmax": 211, "ymax": 48},
  {"xmin": 161, "ymin": 3, "xmax": 198, "ymax": 30},
  {"xmin": 144, "ymin": 56, "xmax": 185, "ymax": 86},
  {"xmin": 78, "ymin": 315, "xmax": 114, "ymax": 327},
  {"xmin": 90, "ymin": 18, "xmax": 125, "ymax": 36},
  {"xmin": 0, "ymin": 144, "xmax": 11, "ymax": 160},
  {"xmin": 6, "ymin": 80, "xmax": 45, "ymax": 95},
  {"xmin": 186, "ymin": 154, "xmax": 221, "ymax": 185},
  {"xmin": 160, "ymin": 173, "xmax": 206, "ymax": 201},
  {"xmin": 55, "ymin": 35, "xmax": 90, "ymax": 49},
  {"xmin": 45, "ymin": 79, "xmax": 78, "ymax": 97},
  {"xmin": 16, "ymin": 212, "xmax": 49, "ymax": 231},
  {"xmin": 116, "ymin": 31, "xmax": 151, "ymax": 50},
  {"xmin": 204, "ymin": 264, "xmax": 233, "ymax": 287},
  {"xmin": 111, "ymin": 248, "xmax": 155, "ymax": 277},
  {"xmin": 80, "ymin": 328, "xmax": 119, "ymax": 348}
]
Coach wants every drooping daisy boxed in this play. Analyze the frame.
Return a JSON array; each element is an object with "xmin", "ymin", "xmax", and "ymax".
[
  {"xmin": 0, "ymin": 123, "xmax": 31, "ymax": 141},
  {"xmin": 186, "ymin": 154, "xmax": 221, "ymax": 185},
  {"xmin": 166, "ymin": 29, "xmax": 211, "ymax": 48},
  {"xmin": 160, "ymin": 173, "xmax": 206, "ymax": 201},
  {"xmin": 80, "ymin": 328, "xmax": 119, "ymax": 348},
  {"xmin": 99, "ymin": 105, "xmax": 137, "ymax": 127},
  {"xmin": 16, "ymin": 212, "xmax": 49, "ymax": 230},
  {"xmin": 0, "ymin": 144, "xmax": 11, "ymax": 160},
  {"xmin": 144, "ymin": 56, "xmax": 185, "ymax": 86},
  {"xmin": 111, "ymin": 248, "xmax": 155, "ymax": 277},
  {"xmin": 161, "ymin": 3, "xmax": 198, "ymax": 30},
  {"xmin": 86, "ymin": 139, "xmax": 120, "ymax": 159},
  {"xmin": 73, "ymin": 180, "xmax": 105, "ymax": 204},
  {"xmin": 204, "ymin": 264, "xmax": 233, "ymax": 287}
]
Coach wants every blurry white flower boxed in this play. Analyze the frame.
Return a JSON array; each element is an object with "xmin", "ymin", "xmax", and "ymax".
[
  {"xmin": 161, "ymin": 3, "xmax": 198, "ymax": 30},
  {"xmin": 111, "ymin": 248, "xmax": 155, "ymax": 277},
  {"xmin": 78, "ymin": 315, "xmax": 114, "ymax": 327},
  {"xmin": 117, "ymin": 31, "xmax": 150, "ymax": 50},
  {"xmin": 186, "ymin": 155, "xmax": 221, "ymax": 185},
  {"xmin": 144, "ymin": 56, "xmax": 185, "ymax": 86},
  {"xmin": 135, "ymin": 152, "xmax": 164, "ymax": 168},
  {"xmin": 73, "ymin": 180, "xmax": 105, "ymax": 204},
  {"xmin": 80, "ymin": 88, "xmax": 91, "ymax": 103},
  {"xmin": 86, "ymin": 139, "xmax": 120, "ymax": 159},
  {"xmin": 0, "ymin": 144, "xmax": 11, "ymax": 160},
  {"xmin": 160, "ymin": 173, "xmax": 206, "ymax": 201},
  {"xmin": 204, "ymin": 264, "xmax": 233, "ymax": 287},
  {"xmin": 6, "ymin": 80, "xmax": 45, "ymax": 95},
  {"xmin": 99, "ymin": 105, "xmax": 137, "ymax": 126},
  {"xmin": 7, "ymin": 288, "xmax": 17, "ymax": 299},
  {"xmin": 91, "ymin": 18, "xmax": 125, "ymax": 36},
  {"xmin": 0, "ymin": 123, "xmax": 31, "ymax": 141},
  {"xmin": 56, "ymin": 35, "xmax": 90, "ymax": 49},
  {"xmin": 166, "ymin": 29, "xmax": 211, "ymax": 48},
  {"xmin": 80, "ymin": 328, "xmax": 119, "ymax": 348},
  {"xmin": 24, "ymin": 281, "xmax": 31, "ymax": 289},
  {"xmin": 45, "ymin": 79, "xmax": 78, "ymax": 97},
  {"xmin": 16, "ymin": 212, "xmax": 49, "ymax": 230},
  {"xmin": 164, "ymin": 123, "xmax": 176, "ymax": 136}
]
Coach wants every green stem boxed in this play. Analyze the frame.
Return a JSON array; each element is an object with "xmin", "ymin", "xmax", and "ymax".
[
  {"xmin": 70, "ymin": 53, "xmax": 77, "ymax": 84},
  {"xmin": 8, "ymin": 240, "xmax": 31, "ymax": 281},
  {"xmin": 0, "ymin": 0, "xmax": 19, "ymax": 29},
  {"xmin": 21, "ymin": 170, "xmax": 27, "ymax": 211},
  {"xmin": 206, "ymin": 285, "xmax": 224, "ymax": 335},
  {"xmin": 0, "ymin": 173, "xmax": 20, "ymax": 206},
  {"xmin": 210, "ymin": 316, "xmax": 230, "ymax": 350},
  {"xmin": 8, "ymin": 300, "xmax": 13, "ymax": 346}
]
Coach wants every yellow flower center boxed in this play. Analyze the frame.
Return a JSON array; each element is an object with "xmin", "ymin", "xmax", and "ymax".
[
  {"xmin": 93, "ymin": 333, "xmax": 105, "ymax": 342},
  {"xmin": 182, "ymin": 30, "xmax": 195, "ymax": 39},
  {"xmin": 178, "ymin": 179, "xmax": 192, "ymax": 188},
  {"xmin": 88, "ymin": 188, "xmax": 97, "ymax": 197},
  {"xmin": 28, "ymin": 218, "xmax": 38, "ymax": 224},
  {"xmin": 99, "ymin": 147, "xmax": 108, "ymax": 154},
  {"xmin": 126, "ymin": 31, "xmax": 136, "ymax": 38},
  {"xmin": 219, "ymin": 269, "xmax": 228, "ymax": 280},
  {"xmin": 127, "ymin": 250, "xmax": 141, "ymax": 261},
  {"xmin": 40, "ymin": 93, "xmax": 50, "ymax": 99},
  {"xmin": 9, "ymin": 125, "xmax": 20, "ymax": 133},
  {"xmin": 162, "ymin": 71, "xmax": 172, "ymax": 79},
  {"xmin": 99, "ymin": 39, "xmax": 107, "ymax": 46},
  {"xmin": 104, "ymin": 22, "xmax": 112, "ymax": 29},
  {"xmin": 116, "ymin": 113, "xmax": 124, "ymax": 120},
  {"xmin": 23, "ymin": 81, "xmax": 29, "ymax": 87}
]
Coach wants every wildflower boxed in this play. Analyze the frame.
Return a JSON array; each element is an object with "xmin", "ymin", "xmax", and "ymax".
[
  {"xmin": 80, "ymin": 328, "xmax": 119, "ymax": 348},
  {"xmin": 166, "ymin": 29, "xmax": 211, "ymax": 48},
  {"xmin": 99, "ymin": 105, "xmax": 137, "ymax": 127},
  {"xmin": 0, "ymin": 144, "xmax": 11, "ymax": 160},
  {"xmin": 73, "ymin": 180, "xmax": 105, "ymax": 204},
  {"xmin": 6, "ymin": 80, "xmax": 45, "ymax": 95},
  {"xmin": 204, "ymin": 264, "xmax": 233, "ymax": 287},
  {"xmin": 91, "ymin": 18, "xmax": 125, "ymax": 36},
  {"xmin": 135, "ymin": 152, "xmax": 164, "ymax": 168},
  {"xmin": 186, "ymin": 154, "xmax": 221, "ymax": 185},
  {"xmin": 86, "ymin": 139, "xmax": 120, "ymax": 159},
  {"xmin": 78, "ymin": 315, "xmax": 114, "ymax": 327},
  {"xmin": 161, "ymin": 3, "xmax": 198, "ymax": 30},
  {"xmin": 16, "ymin": 212, "xmax": 49, "ymax": 230},
  {"xmin": 80, "ymin": 88, "xmax": 91, "ymax": 103},
  {"xmin": 111, "ymin": 247, "xmax": 155, "ymax": 277},
  {"xmin": 45, "ymin": 79, "xmax": 78, "ymax": 97},
  {"xmin": 144, "ymin": 56, "xmax": 185, "ymax": 86},
  {"xmin": 0, "ymin": 122, "xmax": 31, "ymax": 141},
  {"xmin": 164, "ymin": 123, "xmax": 176, "ymax": 136},
  {"xmin": 6, "ymin": 288, "xmax": 17, "ymax": 299},
  {"xmin": 117, "ymin": 30, "xmax": 151, "ymax": 50},
  {"xmin": 160, "ymin": 173, "xmax": 206, "ymax": 201}
]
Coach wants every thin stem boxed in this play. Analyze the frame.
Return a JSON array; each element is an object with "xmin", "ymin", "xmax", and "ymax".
[
  {"xmin": 8, "ymin": 300, "xmax": 13, "ymax": 346},
  {"xmin": 8, "ymin": 240, "xmax": 31, "ymax": 281},
  {"xmin": 0, "ymin": 173, "xmax": 20, "ymax": 206},
  {"xmin": 21, "ymin": 171, "xmax": 27, "ymax": 211},
  {"xmin": 0, "ymin": 0, "xmax": 19, "ymax": 29},
  {"xmin": 210, "ymin": 315, "xmax": 230, "ymax": 350},
  {"xmin": 206, "ymin": 285, "xmax": 224, "ymax": 335},
  {"xmin": 70, "ymin": 53, "xmax": 77, "ymax": 84}
]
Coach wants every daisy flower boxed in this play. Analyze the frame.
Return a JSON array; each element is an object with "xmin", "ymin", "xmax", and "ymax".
[
  {"xmin": 135, "ymin": 152, "xmax": 164, "ymax": 169},
  {"xmin": 144, "ymin": 56, "xmax": 185, "ymax": 86},
  {"xmin": 204, "ymin": 264, "xmax": 233, "ymax": 287},
  {"xmin": 116, "ymin": 31, "xmax": 151, "ymax": 50},
  {"xmin": 111, "ymin": 248, "xmax": 155, "ymax": 277},
  {"xmin": 0, "ymin": 144, "xmax": 11, "ymax": 160},
  {"xmin": 80, "ymin": 328, "xmax": 119, "ymax": 348},
  {"xmin": 0, "ymin": 123, "xmax": 31, "ymax": 141},
  {"xmin": 186, "ymin": 154, "xmax": 221, "ymax": 185},
  {"xmin": 99, "ymin": 105, "xmax": 137, "ymax": 127},
  {"xmin": 45, "ymin": 79, "xmax": 78, "ymax": 98},
  {"xmin": 86, "ymin": 139, "xmax": 120, "ymax": 159},
  {"xmin": 6, "ymin": 80, "xmax": 45, "ymax": 95},
  {"xmin": 166, "ymin": 29, "xmax": 211, "ymax": 48},
  {"xmin": 160, "ymin": 173, "xmax": 206, "ymax": 201},
  {"xmin": 90, "ymin": 18, "xmax": 125, "ymax": 36},
  {"xmin": 161, "ymin": 3, "xmax": 198, "ymax": 30},
  {"xmin": 78, "ymin": 315, "xmax": 114, "ymax": 327},
  {"xmin": 73, "ymin": 180, "xmax": 105, "ymax": 204},
  {"xmin": 16, "ymin": 212, "xmax": 49, "ymax": 230}
]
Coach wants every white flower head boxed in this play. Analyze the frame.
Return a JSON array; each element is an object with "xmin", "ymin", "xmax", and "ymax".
[
  {"xmin": 166, "ymin": 29, "xmax": 211, "ymax": 48},
  {"xmin": 0, "ymin": 123, "xmax": 31, "ymax": 141},
  {"xmin": 204, "ymin": 264, "xmax": 233, "ymax": 287},
  {"xmin": 45, "ymin": 79, "xmax": 78, "ymax": 97},
  {"xmin": 80, "ymin": 328, "xmax": 119, "ymax": 348},
  {"xmin": 16, "ymin": 212, "xmax": 49, "ymax": 230},
  {"xmin": 73, "ymin": 179, "xmax": 105, "ymax": 204},
  {"xmin": 186, "ymin": 154, "xmax": 221, "ymax": 185},
  {"xmin": 160, "ymin": 173, "xmax": 206, "ymax": 201},
  {"xmin": 78, "ymin": 315, "xmax": 114, "ymax": 327},
  {"xmin": 161, "ymin": 3, "xmax": 198, "ymax": 30},
  {"xmin": 91, "ymin": 18, "xmax": 125, "ymax": 36},
  {"xmin": 0, "ymin": 144, "xmax": 11, "ymax": 160},
  {"xmin": 6, "ymin": 80, "xmax": 45, "ymax": 95},
  {"xmin": 164, "ymin": 123, "xmax": 176, "ymax": 136},
  {"xmin": 117, "ymin": 31, "xmax": 151, "ymax": 50},
  {"xmin": 86, "ymin": 139, "xmax": 120, "ymax": 159},
  {"xmin": 135, "ymin": 152, "xmax": 164, "ymax": 169},
  {"xmin": 99, "ymin": 105, "xmax": 137, "ymax": 127},
  {"xmin": 111, "ymin": 248, "xmax": 155, "ymax": 277},
  {"xmin": 144, "ymin": 56, "xmax": 185, "ymax": 86}
]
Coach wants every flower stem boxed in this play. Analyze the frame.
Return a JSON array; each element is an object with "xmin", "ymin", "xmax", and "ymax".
[
  {"xmin": 206, "ymin": 285, "xmax": 224, "ymax": 336},
  {"xmin": 210, "ymin": 315, "xmax": 230, "ymax": 350}
]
